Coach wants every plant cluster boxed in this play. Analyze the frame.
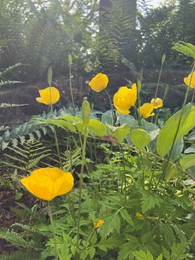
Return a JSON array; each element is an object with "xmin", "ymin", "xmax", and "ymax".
[{"xmin": 0, "ymin": 42, "xmax": 194, "ymax": 259}]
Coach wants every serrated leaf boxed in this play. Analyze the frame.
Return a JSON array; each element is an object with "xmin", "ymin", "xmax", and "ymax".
[
  {"xmin": 112, "ymin": 213, "xmax": 121, "ymax": 233},
  {"xmin": 96, "ymin": 237, "xmax": 120, "ymax": 251},
  {"xmin": 141, "ymin": 194, "xmax": 162, "ymax": 213},
  {"xmin": 156, "ymin": 253, "xmax": 163, "ymax": 260},
  {"xmin": 133, "ymin": 250, "xmax": 154, "ymax": 260},
  {"xmin": 120, "ymin": 208, "xmax": 134, "ymax": 226}
]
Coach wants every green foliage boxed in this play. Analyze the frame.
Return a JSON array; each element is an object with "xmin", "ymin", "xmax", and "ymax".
[
  {"xmin": 3, "ymin": 140, "xmax": 52, "ymax": 172},
  {"xmin": 1, "ymin": 39, "xmax": 195, "ymax": 260},
  {"xmin": 157, "ymin": 103, "xmax": 195, "ymax": 157}
]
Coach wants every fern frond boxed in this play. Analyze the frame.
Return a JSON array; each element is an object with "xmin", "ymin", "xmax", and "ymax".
[{"xmin": 3, "ymin": 140, "xmax": 52, "ymax": 171}]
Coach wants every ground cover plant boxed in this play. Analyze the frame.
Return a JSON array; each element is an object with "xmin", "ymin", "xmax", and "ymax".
[{"xmin": 0, "ymin": 42, "xmax": 195, "ymax": 260}]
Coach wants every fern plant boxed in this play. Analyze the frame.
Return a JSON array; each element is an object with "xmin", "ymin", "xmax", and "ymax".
[{"xmin": 2, "ymin": 140, "xmax": 52, "ymax": 172}]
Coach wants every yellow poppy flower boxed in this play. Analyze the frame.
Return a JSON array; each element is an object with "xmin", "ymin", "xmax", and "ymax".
[
  {"xmin": 88, "ymin": 73, "xmax": 109, "ymax": 92},
  {"xmin": 36, "ymin": 87, "xmax": 60, "ymax": 105},
  {"xmin": 138, "ymin": 103, "xmax": 155, "ymax": 118},
  {"xmin": 184, "ymin": 71, "xmax": 195, "ymax": 88},
  {"xmin": 21, "ymin": 168, "xmax": 74, "ymax": 201},
  {"xmin": 94, "ymin": 219, "xmax": 104, "ymax": 228},
  {"xmin": 150, "ymin": 98, "xmax": 163, "ymax": 109},
  {"xmin": 113, "ymin": 84, "xmax": 137, "ymax": 114}
]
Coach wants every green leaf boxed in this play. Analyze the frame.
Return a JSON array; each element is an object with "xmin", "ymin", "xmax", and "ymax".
[
  {"xmin": 120, "ymin": 208, "xmax": 134, "ymax": 226},
  {"xmin": 172, "ymin": 42, "xmax": 195, "ymax": 59},
  {"xmin": 101, "ymin": 110, "xmax": 113, "ymax": 125},
  {"xmin": 107, "ymin": 124, "xmax": 130, "ymax": 141},
  {"xmin": 119, "ymin": 114, "xmax": 139, "ymax": 129},
  {"xmin": 89, "ymin": 119, "xmax": 107, "ymax": 137},
  {"xmin": 76, "ymin": 119, "xmax": 107, "ymax": 137},
  {"xmin": 157, "ymin": 104, "xmax": 195, "ymax": 157},
  {"xmin": 96, "ymin": 237, "xmax": 121, "ymax": 251},
  {"xmin": 130, "ymin": 128, "xmax": 151, "ymax": 149},
  {"xmin": 38, "ymin": 119, "xmax": 77, "ymax": 132},
  {"xmin": 164, "ymin": 164, "xmax": 180, "ymax": 182},
  {"xmin": 156, "ymin": 253, "xmax": 163, "ymax": 260},
  {"xmin": 133, "ymin": 250, "xmax": 154, "ymax": 260},
  {"xmin": 179, "ymin": 154, "xmax": 195, "ymax": 169},
  {"xmin": 112, "ymin": 213, "xmax": 121, "ymax": 233},
  {"xmin": 141, "ymin": 194, "xmax": 162, "ymax": 213},
  {"xmin": 60, "ymin": 115, "xmax": 82, "ymax": 123},
  {"xmin": 169, "ymin": 138, "xmax": 184, "ymax": 162}
]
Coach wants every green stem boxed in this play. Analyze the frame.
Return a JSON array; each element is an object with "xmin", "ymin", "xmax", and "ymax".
[
  {"xmin": 53, "ymin": 127, "xmax": 62, "ymax": 166},
  {"xmin": 76, "ymin": 128, "xmax": 88, "ymax": 247},
  {"xmin": 119, "ymin": 144, "xmax": 127, "ymax": 201},
  {"xmin": 105, "ymin": 89, "xmax": 115, "ymax": 125},
  {"xmin": 48, "ymin": 201, "xmax": 60, "ymax": 260},
  {"xmin": 154, "ymin": 55, "xmax": 165, "ymax": 99}
]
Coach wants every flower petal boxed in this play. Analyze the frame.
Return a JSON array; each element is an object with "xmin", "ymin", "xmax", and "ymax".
[
  {"xmin": 21, "ymin": 168, "xmax": 74, "ymax": 201},
  {"xmin": 138, "ymin": 103, "xmax": 155, "ymax": 118},
  {"xmin": 88, "ymin": 73, "xmax": 109, "ymax": 92},
  {"xmin": 150, "ymin": 98, "xmax": 163, "ymax": 109},
  {"xmin": 113, "ymin": 84, "xmax": 137, "ymax": 114},
  {"xmin": 36, "ymin": 87, "xmax": 60, "ymax": 105},
  {"xmin": 184, "ymin": 71, "xmax": 195, "ymax": 88}
]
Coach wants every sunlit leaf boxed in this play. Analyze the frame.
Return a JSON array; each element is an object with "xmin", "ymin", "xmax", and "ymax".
[
  {"xmin": 130, "ymin": 128, "xmax": 151, "ymax": 149},
  {"xmin": 157, "ymin": 104, "xmax": 195, "ymax": 157},
  {"xmin": 179, "ymin": 154, "xmax": 195, "ymax": 169}
]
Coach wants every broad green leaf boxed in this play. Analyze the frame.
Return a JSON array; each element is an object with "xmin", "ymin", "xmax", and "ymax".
[
  {"xmin": 179, "ymin": 154, "xmax": 195, "ymax": 169},
  {"xmin": 60, "ymin": 115, "xmax": 82, "ymax": 123},
  {"xmin": 88, "ymin": 119, "xmax": 107, "ymax": 137},
  {"xmin": 184, "ymin": 145, "xmax": 195, "ymax": 154},
  {"xmin": 157, "ymin": 104, "xmax": 195, "ymax": 157},
  {"xmin": 130, "ymin": 128, "xmax": 151, "ymax": 149},
  {"xmin": 76, "ymin": 119, "xmax": 107, "ymax": 137},
  {"xmin": 101, "ymin": 110, "xmax": 113, "ymax": 125},
  {"xmin": 107, "ymin": 124, "xmax": 130, "ymax": 141},
  {"xmin": 119, "ymin": 114, "xmax": 138, "ymax": 129},
  {"xmin": 169, "ymin": 138, "xmax": 184, "ymax": 162},
  {"xmin": 37, "ymin": 119, "xmax": 77, "ymax": 132}
]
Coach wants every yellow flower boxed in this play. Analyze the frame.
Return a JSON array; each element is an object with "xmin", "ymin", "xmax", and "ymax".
[
  {"xmin": 36, "ymin": 87, "xmax": 60, "ymax": 105},
  {"xmin": 150, "ymin": 98, "xmax": 163, "ymax": 109},
  {"xmin": 88, "ymin": 73, "xmax": 109, "ymax": 92},
  {"xmin": 138, "ymin": 103, "xmax": 155, "ymax": 118},
  {"xmin": 113, "ymin": 84, "xmax": 137, "ymax": 114},
  {"xmin": 135, "ymin": 212, "xmax": 144, "ymax": 220},
  {"xmin": 184, "ymin": 71, "xmax": 195, "ymax": 88},
  {"xmin": 20, "ymin": 168, "xmax": 74, "ymax": 201},
  {"xmin": 94, "ymin": 219, "xmax": 104, "ymax": 228}
]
